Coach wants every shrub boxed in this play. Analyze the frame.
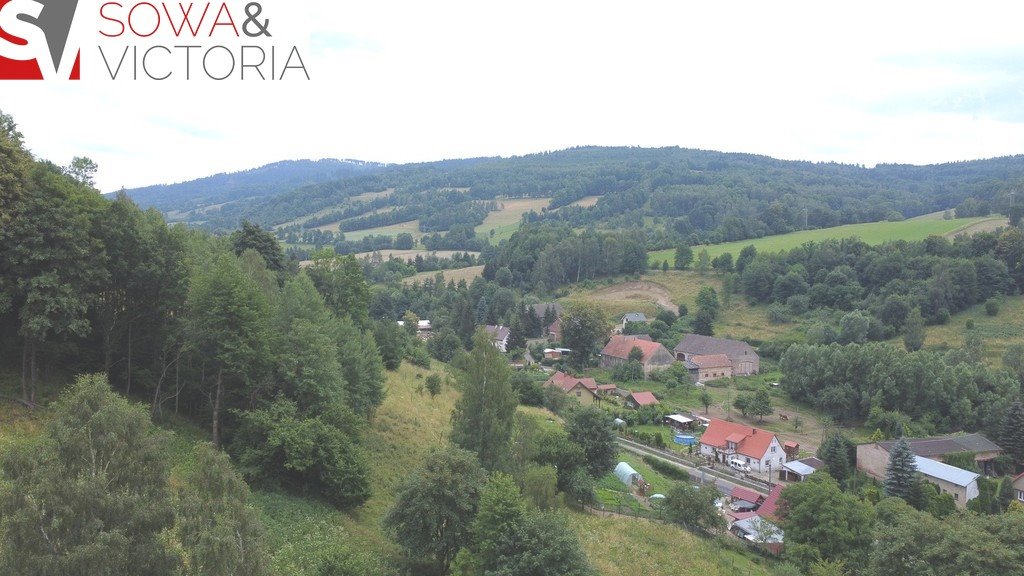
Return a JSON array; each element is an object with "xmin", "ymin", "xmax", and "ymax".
[
  {"xmin": 406, "ymin": 346, "xmax": 432, "ymax": 368},
  {"xmin": 985, "ymin": 299, "xmax": 1000, "ymax": 316},
  {"xmin": 966, "ymin": 319, "xmax": 975, "ymax": 330},
  {"xmin": 642, "ymin": 455, "xmax": 691, "ymax": 482}
]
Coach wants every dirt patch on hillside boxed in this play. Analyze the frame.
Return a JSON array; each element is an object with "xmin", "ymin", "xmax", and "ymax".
[
  {"xmin": 947, "ymin": 217, "xmax": 1010, "ymax": 239},
  {"xmin": 588, "ymin": 281, "xmax": 677, "ymax": 312}
]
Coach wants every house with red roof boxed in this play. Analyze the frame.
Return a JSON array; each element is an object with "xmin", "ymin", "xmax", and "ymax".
[
  {"xmin": 544, "ymin": 371, "xmax": 599, "ymax": 406},
  {"xmin": 691, "ymin": 354, "xmax": 733, "ymax": 381},
  {"xmin": 626, "ymin": 391, "xmax": 660, "ymax": 408},
  {"xmin": 599, "ymin": 335, "xmax": 676, "ymax": 377},
  {"xmin": 699, "ymin": 418, "xmax": 786, "ymax": 473}
]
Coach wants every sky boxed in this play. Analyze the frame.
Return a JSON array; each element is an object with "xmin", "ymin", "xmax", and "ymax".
[{"xmin": 4, "ymin": 0, "xmax": 1024, "ymax": 192}]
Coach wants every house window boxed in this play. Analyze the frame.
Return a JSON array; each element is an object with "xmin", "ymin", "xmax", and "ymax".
[
  {"xmin": 770, "ymin": 446, "xmax": 776, "ymax": 453},
  {"xmin": 1017, "ymin": 490, "xmax": 1024, "ymax": 502},
  {"xmin": 576, "ymin": 391, "xmax": 581, "ymax": 397},
  {"xmin": 954, "ymin": 493, "xmax": 959, "ymax": 501}
]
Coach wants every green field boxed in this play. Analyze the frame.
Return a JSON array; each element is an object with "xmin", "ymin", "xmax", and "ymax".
[
  {"xmin": 648, "ymin": 216, "xmax": 1000, "ymax": 265},
  {"xmin": 476, "ymin": 198, "xmax": 552, "ymax": 244},
  {"xmin": 339, "ymin": 220, "xmax": 424, "ymax": 241}
]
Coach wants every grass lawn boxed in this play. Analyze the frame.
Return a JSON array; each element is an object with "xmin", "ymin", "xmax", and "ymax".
[
  {"xmin": 648, "ymin": 216, "xmax": 998, "ymax": 265},
  {"xmin": 475, "ymin": 198, "xmax": 552, "ymax": 244},
  {"xmin": 570, "ymin": 512, "xmax": 775, "ymax": 576}
]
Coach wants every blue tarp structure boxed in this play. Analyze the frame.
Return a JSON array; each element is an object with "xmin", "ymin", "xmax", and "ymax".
[{"xmin": 674, "ymin": 434, "xmax": 696, "ymax": 445}]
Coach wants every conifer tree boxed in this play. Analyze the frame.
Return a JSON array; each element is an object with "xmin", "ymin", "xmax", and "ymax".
[
  {"xmin": 884, "ymin": 437, "xmax": 919, "ymax": 502},
  {"xmin": 999, "ymin": 401, "xmax": 1024, "ymax": 463}
]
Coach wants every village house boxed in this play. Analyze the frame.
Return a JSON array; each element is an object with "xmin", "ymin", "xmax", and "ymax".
[
  {"xmin": 673, "ymin": 334, "xmax": 760, "ymax": 375},
  {"xmin": 857, "ymin": 443, "xmax": 981, "ymax": 507},
  {"xmin": 625, "ymin": 391, "xmax": 659, "ymax": 409},
  {"xmin": 544, "ymin": 371, "xmax": 599, "ymax": 406},
  {"xmin": 691, "ymin": 354, "xmax": 733, "ymax": 381},
  {"xmin": 857, "ymin": 433, "xmax": 1003, "ymax": 477},
  {"xmin": 547, "ymin": 319, "xmax": 562, "ymax": 342},
  {"xmin": 699, "ymin": 418, "xmax": 786, "ymax": 473},
  {"xmin": 620, "ymin": 312, "xmax": 648, "ymax": 331},
  {"xmin": 599, "ymin": 335, "xmax": 676, "ymax": 377},
  {"xmin": 1014, "ymin": 472, "xmax": 1024, "ymax": 503},
  {"xmin": 484, "ymin": 325, "xmax": 511, "ymax": 353}
]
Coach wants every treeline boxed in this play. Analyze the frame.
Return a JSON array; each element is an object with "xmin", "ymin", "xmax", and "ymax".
[
  {"xmin": 482, "ymin": 223, "xmax": 649, "ymax": 291},
  {"xmin": 158, "ymin": 146, "xmax": 1024, "ymax": 245},
  {"xmin": 780, "ymin": 342, "xmax": 1019, "ymax": 433},
  {"xmin": 722, "ymin": 231, "xmax": 1024, "ymax": 340},
  {"xmin": 0, "ymin": 113, "xmax": 388, "ymax": 513}
]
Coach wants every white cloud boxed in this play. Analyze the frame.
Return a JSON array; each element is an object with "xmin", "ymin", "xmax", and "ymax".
[{"xmin": 3, "ymin": 0, "xmax": 1024, "ymax": 191}]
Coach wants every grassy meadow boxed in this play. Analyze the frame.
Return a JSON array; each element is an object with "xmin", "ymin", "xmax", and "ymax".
[
  {"xmin": 648, "ymin": 215, "xmax": 1000, "ymax": 265},
  {"xmin": 475, "ymin": 198, "xmax": 552, "ymax": 244}
]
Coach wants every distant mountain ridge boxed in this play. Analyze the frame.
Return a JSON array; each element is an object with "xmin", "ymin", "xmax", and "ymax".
[
  {"xmin": 120, "ymin": 158, "xmax": 386, "ymax": 218},
  {"xmin": 123, "ymin": 147, "xmax": 1024, "ymax": 241}
]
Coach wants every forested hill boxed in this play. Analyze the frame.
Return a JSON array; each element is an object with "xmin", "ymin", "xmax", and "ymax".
[
  {"xmin": 121, "ymin": 158, "xmax": 386, "ymax": 218},
  {"xmin": 134, "ymin": 147, "xmax": 1024, "ymax": 244}
]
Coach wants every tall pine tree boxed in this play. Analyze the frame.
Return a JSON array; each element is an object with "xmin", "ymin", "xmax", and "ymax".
[
  {"xmin": 884, "ymin": 437, "xmax": 919, "ymax": 502},
  {"xmin": 999, "ymin": 401, "xmax": 1024, "ymax": 463}
]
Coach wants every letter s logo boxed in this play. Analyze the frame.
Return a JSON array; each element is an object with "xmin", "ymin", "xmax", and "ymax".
[{"xmin": 0, "ymin": 0, "xmax": 46, "ymax": 62}]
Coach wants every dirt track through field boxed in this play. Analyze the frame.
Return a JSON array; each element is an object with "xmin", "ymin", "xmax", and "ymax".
[{"xmin": 588, "ymin": 281, "xmax": 677, "ymax": 312}]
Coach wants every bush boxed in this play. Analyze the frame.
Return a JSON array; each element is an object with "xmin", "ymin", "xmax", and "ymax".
[
  {"xmin": 966, "ymin": 319, "xmax": 975, "ymax": 330},
  {"xmin": 642, "ymin": 455, "xmax": 691, "ymax": 482},
  {"xmin": 986, "ymin": 299, "xmax": 1000, "ymax": 316},
  {"xmin": 406, "ymin": 345, "xmax": 432, "ymax": 368}
]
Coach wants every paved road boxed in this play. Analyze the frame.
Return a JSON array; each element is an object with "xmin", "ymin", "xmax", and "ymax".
[{"xmin": 616, "ymin": 437, "xmax": 771, "ymax": 497}]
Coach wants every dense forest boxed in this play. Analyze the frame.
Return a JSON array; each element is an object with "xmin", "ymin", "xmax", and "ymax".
[{"xmin": 128, "ymin": 147, "xmax": 1024, "ymax": 255}]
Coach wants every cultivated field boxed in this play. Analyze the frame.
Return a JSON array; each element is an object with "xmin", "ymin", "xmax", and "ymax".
[
  {"xmin": 402, "ymin": 265, "xmax": 485, "ymax": 285},
  {"xmin": 475, "ymin": 198, "xmax": 552, "ymax": 243},
  {"xmin": 340, "ymin": 220, "xmax": 424, "ymax": 241},
  {"xmin": 648, "ymin": 216, "xmax": 999, "ymax": 265}
]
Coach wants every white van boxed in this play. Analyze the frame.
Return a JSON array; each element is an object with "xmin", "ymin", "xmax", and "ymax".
[{"xmin": 728, "ymin": 458, "xmax": 752, "ymax": 473}]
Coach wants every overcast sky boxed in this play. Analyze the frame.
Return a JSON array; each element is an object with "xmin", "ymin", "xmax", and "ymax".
[{"xmin": 4, "ymin": 0, "xmax": 1024, "ymax": 192}]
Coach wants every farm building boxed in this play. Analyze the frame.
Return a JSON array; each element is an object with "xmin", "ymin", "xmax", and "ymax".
[
  {"xmin": 599, "ymin": 335, "xmax": 676, "ymax": 377},
  {"xmin": 664, "ymin": 414, "xmax": 695, "ymax": 431},
  {"xmin": 862, "ymin": 433, "xmax": 1003, "ymax": 476},
  {"xmin": 626, "ymin": 391, "xmax": 659, "ymax": 408},
  {"xmin": 699, "ymin": 418, "xmax": 786, "ymax": 473},
  {"xmin": 731, "ymin": 516, "xmax": 784, "ymax": 555},
  {"xmin": 779, "ymin": 457, "xmax": 824, "ymax": 482},
  {"xmin": 673, "ymin": 334, "xmax": 759, "ymax": 375},
  {"xmin": 857, "ymin": 443, "xmax": 981, "ymax": 507},
  {"xmin": 691, "ymin": 354, "xmax": 733, "ymax": 381}
]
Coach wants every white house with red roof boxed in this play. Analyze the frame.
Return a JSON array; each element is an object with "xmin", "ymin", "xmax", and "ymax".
[{"xmin": 699, "ymin": 418, "xmax": 786, "ymax": 473}]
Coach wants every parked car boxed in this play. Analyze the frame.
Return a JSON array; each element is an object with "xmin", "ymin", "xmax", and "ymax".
[{"xmin": 728, "ymin": 458, "xmax": 752, "ymax": 473}]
